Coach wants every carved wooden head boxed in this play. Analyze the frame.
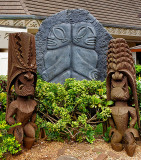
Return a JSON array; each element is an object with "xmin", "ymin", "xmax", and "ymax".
[
  {"xmin": 7, "ymin": 32, "xmax": 37, "ymax": 112},
  {"xmin": 7, "ymin": 32, "xmax": 37, "ymax": 94}
]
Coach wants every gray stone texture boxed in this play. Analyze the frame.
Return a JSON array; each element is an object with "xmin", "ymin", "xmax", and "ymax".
[{"xmin": 36, "ymin": 9, "xmax": 112, "ymax": 83}]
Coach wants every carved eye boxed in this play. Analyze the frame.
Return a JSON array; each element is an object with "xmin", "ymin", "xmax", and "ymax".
[
  {"xmin": 18, "ymin": 79, "xmax": 24, "ymax": 90},
  {"xmin": 53, "ymin": 27, "xmax": 66, "ymax": 41},
  {"xmin": 77, "ymin": 27, "xmax": 87, "ymax": 39},
  {"xmin": 74, "ymin": 27, "xmax": 87, "ymax": 43}
]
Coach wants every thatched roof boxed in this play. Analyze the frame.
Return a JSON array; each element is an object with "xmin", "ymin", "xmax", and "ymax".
[{"xmin": 0, "ymin": 0, "xmax": 141, "ymax": 29}]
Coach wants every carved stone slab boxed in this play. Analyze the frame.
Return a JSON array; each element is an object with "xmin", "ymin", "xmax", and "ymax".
[{"xmin": 36, "ymin": 9, "xmax": 112, "ymax": 83}]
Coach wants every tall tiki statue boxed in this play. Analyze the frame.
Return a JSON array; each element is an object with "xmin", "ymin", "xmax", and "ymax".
[
  {"xmin": 6, "ymin": 32, "xmax": 37, "ymax": 149},
  {"xmin": 107, "ymin": 38, "xmax": 140, "ymax": 156}
]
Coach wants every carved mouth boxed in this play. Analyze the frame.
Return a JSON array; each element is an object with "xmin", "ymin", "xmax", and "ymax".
[
  {"xmin": 20, "ymin": 86, "xmax": 34, "ymax": 96},
  {"xmin": 111, "ymin": 88, "xmax": 129, "ymax": 101},
  {"xmin": 85, "ymin": 37, "xmax": 96, "ymax": 46}
]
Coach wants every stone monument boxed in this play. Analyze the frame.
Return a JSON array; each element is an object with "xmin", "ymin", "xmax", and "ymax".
[
  {"xmin": 6, "ymin": 32, "xmax": 37, "ymax": 149},
  {"xmin": 106, "ymin": 38, "xmax": 140, "ymax": 156},
  {"xmin": 36, "ymin": 9, "xmax": 112, "ymax": 83}
]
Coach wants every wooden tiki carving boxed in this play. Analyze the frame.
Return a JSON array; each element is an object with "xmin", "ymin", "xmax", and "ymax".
[
  {"xmin": 6, "ymin": 32, "xmax": 37, "ymax": 149},
  {"xmin": 106, "ymin": 38, "xmax": 140, "ymax": 157}
]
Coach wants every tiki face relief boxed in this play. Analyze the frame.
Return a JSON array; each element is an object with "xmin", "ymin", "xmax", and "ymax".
[
  {"xmin": 36, "ymin": 9, "xmax": 112, "ymax": 83},
  {"xmin": 42, "ymin": 22, "xmax": 98, "ymax": 83},
  {"xmin": 15, "ymin": 71, "xmax": 35, "ymax": 96}
]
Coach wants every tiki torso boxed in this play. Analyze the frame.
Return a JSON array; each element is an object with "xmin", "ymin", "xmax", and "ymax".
[
  {"xmin": 111, "ymin": 106, "xmax": 136, "ymax": 135},
  {"xmin": 9, "ymin": 98, "xmax": 36, "ymax": 126}
]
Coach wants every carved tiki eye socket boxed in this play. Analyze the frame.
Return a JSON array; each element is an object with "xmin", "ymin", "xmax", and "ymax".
[
  {"xmin": 74, "ymin": 25, "xmax": 96, "ymax": 46},
  {"xmin": 47, "ymin": 23, "xmax": 71, "ymax": 49},
  {"xmin": 47, "ymin": 27, "xmax": 67, "ymax": 47},
  {"xmin": 53, "ymin": 27, "xmax": 68, "ymax": 43},
  {"xmin": 73, "ymin": 26, "xmax": 87, "ymax": 42},
  {"xmin": 18, "ymin": 79, "xmax": 24, "ymax": 90}
]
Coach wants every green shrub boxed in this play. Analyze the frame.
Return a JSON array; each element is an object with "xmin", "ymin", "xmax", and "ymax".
[
  {"xmin": 35, "ymin": 78, "xmax": 112, "ymax": 143},
  {"xmin": 0, "ymin": 74, "xmax": 141, "ymax": 145},
  {"xmin": 0, "ymin": 75, "xmax": 7, "ymax": 112},
  {"xmin": 0, "ymin": 92, "xmax": 7, "ymax": 111},
  {"xmin": 103, "ymin": 126, "xmax": 111, "ymax": 142},
  {"xmin": 137, "ymin": 80, "xmax": 141, "ymax": 109},
  {"xmin": 0, "ymin": 75, "xmax": 7, "ymax": 92},
  {"xmin": 0, "ymin": 112, "xmax": 21, "ymax": 158},
  {"xmin": 0, "ymin": 76, "xmax": 16, "ymax": 112},
  {"xmin": 135, "ymin": 65, "xmax": 141, "ymax": 78}
]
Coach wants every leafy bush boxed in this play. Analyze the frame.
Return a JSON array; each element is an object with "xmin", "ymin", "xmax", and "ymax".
[
  {"xmin": 135, "ymin": 65, "xmax": 141, "ymax": 78},
  {"xmin": 35, "ymin": 78, "xmax": 112, "ymax": 143},
  {"xmin": 0, "ymin": 76, "xmax": 16, "ymax": 112},
  {"xmin": 137, "ymin": 79, "xmax": 141, "ymax": 109},
  {"xmin": 0, "ymin": 92, "xmax": 7, "ymax": 111},
  {"xmin": 0, "ymin": 74, "xmax": 141, "ymax": 145},
  {"xmin": 0, "ymin": 112, "xmax": 21, "ymax": 158},
  {"xmin": 0, "ymin": 75, "xmax": 7, "ymax": 92},
  {"xmin": 103, "ymin": 126, "xmax": 111, "ymax": 142},
  {"xmin": 0, "ymin": 75, "xmax": 7, "ymax": 112}
]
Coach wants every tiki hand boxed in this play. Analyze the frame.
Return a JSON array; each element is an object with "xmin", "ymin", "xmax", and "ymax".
[{"xmin": 109, "ymin": 128, "xmax": 117, "ymax": 137}]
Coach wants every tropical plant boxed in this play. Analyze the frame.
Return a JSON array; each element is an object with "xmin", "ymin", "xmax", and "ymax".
[
  {"xmin": 35, "ymin": 78, "xmax": 112, "ymax": 143},
  {"xmin": 135, "ymin": 65, "xmax": 141, "ymax": 78},
  {"xmin": 0, "ymin": 112, "xmax": 21, "ymax": 158},
  {"xmin": 0, "ymin": 75, "xmax": 7, "ymax": 92},
  {"xmin": 137, "ymin": 79, "xmax": 141, "ymax": 109}
]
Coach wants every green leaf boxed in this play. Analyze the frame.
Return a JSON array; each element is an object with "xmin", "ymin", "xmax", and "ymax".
[{"xmin": 106, "ymin": 100, "xmax": 114, "ymax": 106}]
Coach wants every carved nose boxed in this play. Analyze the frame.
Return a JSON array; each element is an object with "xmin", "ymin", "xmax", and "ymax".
[{"xmin": 24, "ymin": 72, "xmax": 34, "ymax": 80}]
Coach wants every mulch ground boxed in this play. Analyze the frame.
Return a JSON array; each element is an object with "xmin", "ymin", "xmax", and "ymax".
[{"xmin": 4, "ymin": 139, "xmax": 141, "ymax": 160}]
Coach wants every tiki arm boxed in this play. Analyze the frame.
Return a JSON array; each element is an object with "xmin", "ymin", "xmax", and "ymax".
[
  {"xmin": 31, "ymin": 112, "xmax": 36, "ymax": 123},
  {"xmin": 129, "ymin": 108, "xmax": 137, "ymax": 128},
  {"xmin": 6, "ymin": 102, "xmax": 17, "ymax": 125},
  {"xmin": 109, "ymin": 117, "xmax": 115, "ymax": 128},
  {"xmin": 29, "ymin": 102, "xmax": 37, "ymax": 129},
  {"xmin": 109, "ymin": 117, "xmax": 117, "ymax": 136},
  {"xmin": 30, "ymin": 101, "xmax": 37, "ymax": 123}
]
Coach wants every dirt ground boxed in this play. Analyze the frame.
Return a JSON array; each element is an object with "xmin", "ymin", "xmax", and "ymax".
[{"xmin": 4, "ymin": 139, "xmax": 141, "ymax": 160}]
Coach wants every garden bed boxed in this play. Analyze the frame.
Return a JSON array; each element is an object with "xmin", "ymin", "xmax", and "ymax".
[{"xmin": 6, "ymin": 139, "xmax": 141, "ymax": 160}]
